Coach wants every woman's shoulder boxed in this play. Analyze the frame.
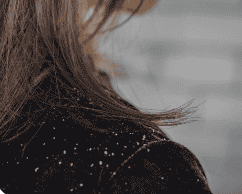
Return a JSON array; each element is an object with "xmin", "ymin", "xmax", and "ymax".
[{"xmin": 102, "ymin": 139, "xmax": 213, "ymax": 193}]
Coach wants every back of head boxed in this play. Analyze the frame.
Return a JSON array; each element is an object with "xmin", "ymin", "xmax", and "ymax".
[{"xmin": 0, "ymin": 0, "xmax": 202, "ymax": 149}]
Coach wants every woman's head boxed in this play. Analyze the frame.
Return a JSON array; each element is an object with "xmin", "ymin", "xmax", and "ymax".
[{"xmin": 0, "ymin": 0, "xmax": 203, "ymax": 144}]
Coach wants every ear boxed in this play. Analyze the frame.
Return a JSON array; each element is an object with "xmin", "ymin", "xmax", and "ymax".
[
  {"xmin": 78, "ymin": 0, "xmax": 98, "ymax": 25},
  {"xmin": 120, "ymin": 0, "xmax": 158, "ymax": 16}
]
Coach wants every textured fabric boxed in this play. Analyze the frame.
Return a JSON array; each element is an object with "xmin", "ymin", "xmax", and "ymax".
[
  {"xmin": 0, "ymin": 84, "xmax": 213, "ymax": 193},
  {"xmin": 0, "ymin": 109, "xmax": 213, "ymax": 193},
  {"xmin": 103, "ymin": 140, "xmax": 213, "ymax": 194}
]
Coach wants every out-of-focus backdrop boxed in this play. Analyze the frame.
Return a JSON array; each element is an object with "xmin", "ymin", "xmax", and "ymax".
[{"xmin": 93, "ymin": 0, "xmax": 242, "ymax": 194}]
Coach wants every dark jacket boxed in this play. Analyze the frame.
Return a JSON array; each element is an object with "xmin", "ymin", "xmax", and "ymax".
[
  {"xmin": 0, "ymin": 78, "xmax": 213, "ymax": 193},
  {"xmin": 0, "ymin": 111, "xmax": 213, "ymax": 193}
]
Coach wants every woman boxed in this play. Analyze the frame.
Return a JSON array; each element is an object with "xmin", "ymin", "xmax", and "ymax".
[{"xmin": 0, "ymin": 0, "xmax": 212, "ymax": 193}]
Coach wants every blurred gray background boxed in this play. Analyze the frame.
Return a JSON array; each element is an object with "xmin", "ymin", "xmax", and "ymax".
[{"xmin": 95, "ymin": 0, "xmax": 242, "ymax": 193}]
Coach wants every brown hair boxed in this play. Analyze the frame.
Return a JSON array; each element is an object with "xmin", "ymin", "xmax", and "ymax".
[{"xmin": 0, "ymin": 0, "xmax": 204, "ymax": 145}]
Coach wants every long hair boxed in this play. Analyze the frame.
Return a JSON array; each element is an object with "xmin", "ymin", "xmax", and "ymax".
[{"xmin": 0, "ymin": 0, "xmax": 205, "ymax": 145}]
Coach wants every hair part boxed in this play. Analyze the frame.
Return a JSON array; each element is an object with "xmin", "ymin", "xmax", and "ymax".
[{"xmin": 0, "ymin": 0, "xmax": 205, "ymax": 146}]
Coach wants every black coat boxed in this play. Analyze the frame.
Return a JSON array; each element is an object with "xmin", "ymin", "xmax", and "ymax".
[
  {"xmin": 0, "ymin": 77, "xmax": 213, "ymax": 193},
  {"xmin": 0, "ymin": 109, "xmax": 213, "ymax": 193}
]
